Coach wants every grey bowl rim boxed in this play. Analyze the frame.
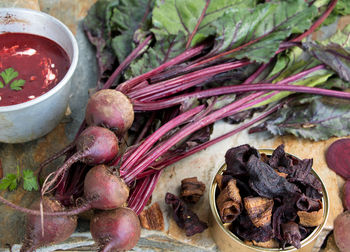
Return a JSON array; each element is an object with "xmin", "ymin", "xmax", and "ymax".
[{"xmin": 0, "ymin": 7, "xmax": 79, "ymax": 112}]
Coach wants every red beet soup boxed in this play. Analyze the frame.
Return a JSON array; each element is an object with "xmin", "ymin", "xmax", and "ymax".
[{"xmin": 0, "ymin": 32, "xmax": 70, "ymax": 106}]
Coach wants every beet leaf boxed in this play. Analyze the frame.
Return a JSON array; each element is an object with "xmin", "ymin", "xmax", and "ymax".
[
  {"xmin": 209, "ymin": 0, "xmax": 318, "ymax": 63},
  {"xmin": 251, "ymin": 95, "xmax": 350, "ymax": 141},
  {"xmin": 84, "ymin": 0, "xmax": 152, "ymax": 84},
  {"xmin": 303, "ymin": 41, "xmax": 350, "ymax": 82}
]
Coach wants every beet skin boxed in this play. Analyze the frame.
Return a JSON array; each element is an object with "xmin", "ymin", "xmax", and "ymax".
[
  {"xmin": 85, "ymin": 89, "xmax": 134, "ymax": 135},
  {"xmin": 84, "ymin": 165, "xmax": 129, "ymax": 210},
  {"xmin": 90, "ymin": 207, "xmax": 141, "ymax": 251},
  {"xmin": 20, "ymin": 197, "xmax": 77, "ymax": 252}
]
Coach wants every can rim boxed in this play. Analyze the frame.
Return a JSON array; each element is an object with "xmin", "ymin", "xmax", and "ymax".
[{"xmin": 209, "ymin": 148, "xmax": 330, "ymax": 251}]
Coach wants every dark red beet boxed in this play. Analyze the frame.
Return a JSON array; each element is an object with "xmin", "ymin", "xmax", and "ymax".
[
  {"xmin": 84, "ymin": 165, "xmax": 129, "ymax": 210},
  {"xmin": 334, "ymin": 211, "xmax": 350, "ymax": 252},
  {"xmin": 20, "ymin": 197, "xmax": 77, "ymax": 252},
  {"xmin": 325, "ymin": 138, "xmax": 350, "ymax": 179},
  {"xmin": 42, "ymin": 126, "xmax": 119, "ymax": 194},
  {"xmin": 343, "ymin": 180, "xmax": 350, "ymax": 210},
  {"xmin": 76, "ymin": 126, "xmax": 119, "ymax": 165},
  {"xmin": 85, "ymin": 89, "xmax": 134, "ymax": 135},
  {"xmin": 90, "ymin": 208, "xmax": 141, "ymax": 252},
  {"xmin": 0, "ymin": 165, "xmax": 128, "ymax": 217}
]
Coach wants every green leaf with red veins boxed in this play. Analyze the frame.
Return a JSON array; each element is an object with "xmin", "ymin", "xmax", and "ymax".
[
  {"xmin": 210, "ymin": 0, "xmax": 318, "ymax": 63},
  {"xmin": 151, "ymin": 0, "xmax": 256, "ymax": 47},
  {"xmin": 255, "ymin": 96, "xmax": 350, "ymax": 141}
]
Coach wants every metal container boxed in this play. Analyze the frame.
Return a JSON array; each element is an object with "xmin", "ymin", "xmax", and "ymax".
[
  {"xmin": 0, "ymin": 8, "xmax": 78, "ymax": 143},
  {"xmin": 209, "ymin": 149, "xmax": 329, "ymax": 252}
]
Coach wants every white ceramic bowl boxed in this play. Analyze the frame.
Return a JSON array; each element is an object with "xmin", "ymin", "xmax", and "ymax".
[{"xmin": 0, "ymin": 8, "xmax": 79, "ymax": 143}]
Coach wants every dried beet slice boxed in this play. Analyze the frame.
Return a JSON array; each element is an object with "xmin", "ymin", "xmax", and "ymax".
[
  {"xmin": 246, "ymin": 155, "xmax": 300, "ymax": 198},
  {"xmin": 225, "ymin": 144, "xmax": 259, "ymax": 176},
  {"xmin": 232, "ymin": 214, "xmax": 274, "ymax": 242},
  {"xmin": 281, "ymin": 222, "xmax": 301, "ymax": 249},
  {"xmin": 165, "ymin": 192, "xmax": 207, "ymax": 236},
  {"xmin": 244, "ymin": 197, "xmax": 273, "ymax": 227},
  {"xmin": 216, "ymin": 179, "xmax": 242, "ymax": 223},
  {"xmin": 268, "ymin": 144, "xmax": 293, "ymax": 170},
  {"xmin": 288, "ymin": 159, "xmax": 322, "ymax": 191},
  {"xmin": 326, "ymin": 138, "xmax": 350, "ymax": 179},
  {"xmin": 296, "ymin": 194, "xmax": 322, "ymax": 212}
]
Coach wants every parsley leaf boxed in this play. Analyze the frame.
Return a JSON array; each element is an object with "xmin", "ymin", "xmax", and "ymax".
[
  {"xmin": 0, "ymin": 173, "xmax": 18, "ymax": 191},
  {"xmin": 0, "ymin": 81, "xmax": 3, "ymax": 88},
  {"xmin": 0, "ymin": 68, "xmax": 18, "ymax": 84},
  {"xmin": 22, "ymin": 170, "xmax": 39, "ymax": 191},
  {"xmin": 10, "ymin": 79, "xmax": 25, "ymax": 91}
]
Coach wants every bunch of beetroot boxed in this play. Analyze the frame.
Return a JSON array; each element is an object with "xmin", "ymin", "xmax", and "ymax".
[{"xmin": 2, "ymin": 0, "xmax": 350, "ymax": 251}]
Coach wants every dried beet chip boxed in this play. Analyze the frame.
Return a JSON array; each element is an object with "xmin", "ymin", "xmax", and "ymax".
[
  {"xmin": 233, "ymin": 214, "xmax": 274, "ymax": 242},
  {"xmin": 247, "ymin": 155, "xmax": 300, "ymax": 198},
  {"xmin": 216, "ymin": 179, "xmax": 242, "ymax": 223},
  {"xmin": 268, "ymin": 144, "xmax": 293, "ymax": 170},
  {"xmin": 225, "ymin": 144, "xmax": 259, "ymax": 177},
  {"xmin": 281, "ymin": 222, "xmax": 302, "ymax": 249},
  {"xmin": 288, "ymin": 159, "xmax": 322, "ymax": 191},
  {"xmin": 296, "ymin": 194, "xmax": 322, "ymax": 212},
  {"xmin": 180, "ymin": 177, "xmax": 206, "ymax": 204},
  {"xmin": 272, "ymin": 196, "xmax": 299, "ymax": 241},
  {"xmin": 165, "ymin": 192, "xmax": 208, "ymax": 236},
  {"xmin": 305, "ymin": 186, "xmax": 323, "ymax": 200}
]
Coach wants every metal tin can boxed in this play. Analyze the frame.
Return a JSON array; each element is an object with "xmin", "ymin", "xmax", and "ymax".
[{"xmin": 209, "ymin": 149, "xmax": 329, "ymax": 252}]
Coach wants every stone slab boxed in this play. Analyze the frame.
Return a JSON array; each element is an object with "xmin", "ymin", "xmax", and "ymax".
[{"xmin": 0, "ymin": 1, "xmax": 347, "ymax": 251}]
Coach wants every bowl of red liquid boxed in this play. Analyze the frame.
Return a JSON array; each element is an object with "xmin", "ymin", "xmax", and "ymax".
[{"xmin": 0, "ymin": 8, "xmax": 78, "ymax": 143}]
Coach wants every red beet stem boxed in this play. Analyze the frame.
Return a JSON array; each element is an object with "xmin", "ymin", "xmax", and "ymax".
[
  {"xmin": 123, "ymin": 63, "xmax": 340, "ymax": 182},
  {"xmin": 243, "ymin": 61, "xmax": 271, "ymax": 84},
  {"xmin": 35, "ymin": 142, "xmax": 75, "ymax": 188},
  {"xmin": 137, "ymin": 62, "xmax": 322, "ymax": 104},
  {"xmin": 134, "ymin": 112, "xmax": 156, "ymax": 144},
  {"xmin": 137, "ymin": 77, "xmax": 210, "ymax": 102},
  {"xmin": 149, "ymin": 103, "xmax": 283, "ymax": 171},
  {"xmin": 186, "ymin": 0, "xmax": 211, "ymax": 49},
  {"xmin": 0, "ymin": 195, "xmax": 90, "ymax": 216},
  {"xmin": 128, "ymin": 61, "xmax": 250, "ymax": 100},
  {"xmin": 133, "ymin": 83, "xmax": 350, "ymax": 111},
  {"xmin": 291, "ymin": 0, "xmax": 338, "ymax": 42},
  {"xmin": 117, "ymin": 44, "xmax": 207, "ymax": 93},
  {"xmin": 102, "ymin": 35, "xmax": 153, "ymax": 90},
  {"xmin": 128, "ymin": 171, "xmax": 162, "ymax": 215},
  {"xmin": 120, "ymin": 105, "xmax": 205, "ymax": 175},
  {"xmin": 41, "ymin": 150, "xmax": 88, "ymax": 195},
  {"xmin": 132, "ymin": 64, "xmax": 325, "ymax": 110},
  {"xmin": 191, "ymin": 33, "xmax": 270, "ymax": 68},
  {"xmin": 122, "ymin": 94, "xmax": 271, "ymax": 183}
]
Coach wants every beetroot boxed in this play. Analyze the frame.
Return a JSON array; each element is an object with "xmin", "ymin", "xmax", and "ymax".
[
  {"xmin": 84, "ymin": 165, "xmax": 129, "ymax": 210},
  {"xmin": 42, "ymin": 126, "xmax": 119, "ymax": 194},
  {"xmin": 0, "ymin": 165, "xmax": 129, "ymax": 218},
  {"xmin": 343, "ymin": 180, "xmax": 350, "ymax": 210},
  {"xmin": 85, "ymin": 89, "xmax": 134, "ymax": 135},
  {"xmin": 76, "ymin": 126, "xmax": 119, "ymax": 165},
  {"xmin": 90, "ymin": 207, "xmax": 141, "ymax": 252},
  {"xmin": 325, "ymin": 138, "xmax": 350, "ymax": 179},
  {"xmin": 334, "ymin": 211, "xmax": 350, "ymax": 252},
  {"xmin": 20, "ymin": 197, "xmax": 77, "ymax": 252}
]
